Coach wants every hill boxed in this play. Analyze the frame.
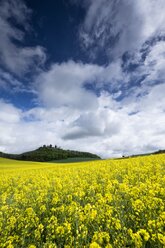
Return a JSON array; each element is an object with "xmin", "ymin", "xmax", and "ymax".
[
  {"xmin": 126, "ymin": 149, "xmax": 165, "ymax": 158},
  {"xmin": 0, "ymin": 145, "xmax": 101, "ymax": 162}
]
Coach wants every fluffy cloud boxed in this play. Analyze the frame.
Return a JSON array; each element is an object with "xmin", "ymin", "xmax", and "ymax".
[
  {"xmin": 0, "ymin": 79, "xmax": 165, "ymax": 157},
  {"xmin": 62, "ymin": 82, "xmax": 165, "ymax": 157},
  {"xmin": 0, "ymin": 0, "xmax": 46, "ymax": 75},
  {"xmin": 0, "ymin": 53, "xmax": 164, "ymax": 157},
  {"xmin": 0, "ymin": 100, "xmax": 21, "ymax": 123},
  {"xmin": 35, "ymin": 59, "xmax": 129, "ymax": 110},
  {"xmin": 36, "ymin": 60, "xmax": 104, "ymax": 110},
  {"xmin": 0, "ymin": 100, "xmax": 63, "ymax": 153}
]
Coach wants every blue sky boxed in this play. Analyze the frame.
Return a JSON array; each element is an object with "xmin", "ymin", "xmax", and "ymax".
[{"xmin": 0, "ymin": 0, "xmax": 165, "ymax": 157}]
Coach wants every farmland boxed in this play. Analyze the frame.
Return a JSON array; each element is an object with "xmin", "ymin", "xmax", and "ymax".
[{"xmin": 0, "ymin": 155, "xmax": 165, "ymax": 247}]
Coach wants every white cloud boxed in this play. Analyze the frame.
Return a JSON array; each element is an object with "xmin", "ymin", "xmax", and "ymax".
[
  {"xmin": 79, "ymin": 0, "xmax": 165, "ymax": 58},
  {"xmin": 36, "ymin": 60, "xmax": 104, "ymax": 110},
  {"xmin": 0, "ymin": 100, "xmax": 21, "ymax": 123},
  {"xmin": 0, "ymin": 100, "xmax": 64, "ymax": 153},
  {"xmin": 143, "ymin": 41, "xmax": 165, "ymax": 83},
  {"xmin": 35, "ymin": 59, "xmax": 129, "ymax": 110},
  {"xmin": 0, "ymin": 78, "xmax": 165, "ymax": 157},
  {"xmin": 120, "ymin": 39, "xmax": 165, "ymax": 99},
  {"xmin": 0, "ymin": 0, "xmax": 46, "ymax": 75},
  {"xmin": 0, "ymin": 69, "xmax": 25, "ymax": 92},
  {"xmin": 1, "ymin": 51, "xmax": 164, "ymax": 157}
]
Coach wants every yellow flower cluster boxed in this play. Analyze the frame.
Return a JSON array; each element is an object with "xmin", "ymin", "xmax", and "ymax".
[{"xmin": 0, "ymin": 154, "xmax": 165, "ymax": 247}]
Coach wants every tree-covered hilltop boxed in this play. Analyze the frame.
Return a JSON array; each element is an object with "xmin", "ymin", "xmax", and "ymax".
[{"xmin": 0, "ymin": 145, "xmax": 101, "ymax": 162}]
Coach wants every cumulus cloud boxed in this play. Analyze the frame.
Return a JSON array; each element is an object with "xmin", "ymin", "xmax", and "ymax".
[
  {"xmin": 0, "ymin": 79, "xmax": 165, "ymax": 157},
  {"xmin": 62, "ymin": 83, "xmax": 165, "ymax": 157},
  {"xmin": 0, "ymin": 0, "xmax": 46, "ymax": 75},
  {"xmin": 63, "ymin": 112, "xmax": 105, "ymax": 140},
  {"xmin": 0, "ymin": 100, "xmax": 21, "ymax": 123},
  {"xmin": 0, "ymin": 100, "xmax": 64, "ymax": 153},
  {"xmin": 36, "ymin": 60, "xmax": 104, "ymax": 110},
  {"xmin": 35, "ymin": 59, "xmax": 130, "ymax": 110},
  {"xmin": 0, "ymin": 47, "xmax": 164, "ymax": 157},
  {"xmin": 1, "ymin": 53, "xmax": 164, "ymax": 157}
]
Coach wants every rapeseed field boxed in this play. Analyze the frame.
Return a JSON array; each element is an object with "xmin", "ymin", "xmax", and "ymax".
[{"xmin": 0, "ymin": 155, "xmax": 165, "ymax": 248}]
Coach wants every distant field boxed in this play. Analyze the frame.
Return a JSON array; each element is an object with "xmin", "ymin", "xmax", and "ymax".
[
  {"xmin": 50, "ymin": 157, "xmax": 100, "ymax": 163},
  {"xmin": 0, "ymin": 155, "xmax": 165, "ymax": 247}
]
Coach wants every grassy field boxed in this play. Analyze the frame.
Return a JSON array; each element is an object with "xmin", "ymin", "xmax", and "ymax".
[
  {"xmin": 0, "ymin": 155, "xmax": 165, "ymax": 247},
  {"xmin": 50, "ymin": 157, "xmax": 100, "ymax": 163}
]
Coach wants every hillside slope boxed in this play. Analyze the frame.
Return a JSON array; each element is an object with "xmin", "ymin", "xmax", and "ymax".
[{"xmin": 0, "ymin": 145, "xmax": 101, "ymax": 162}]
